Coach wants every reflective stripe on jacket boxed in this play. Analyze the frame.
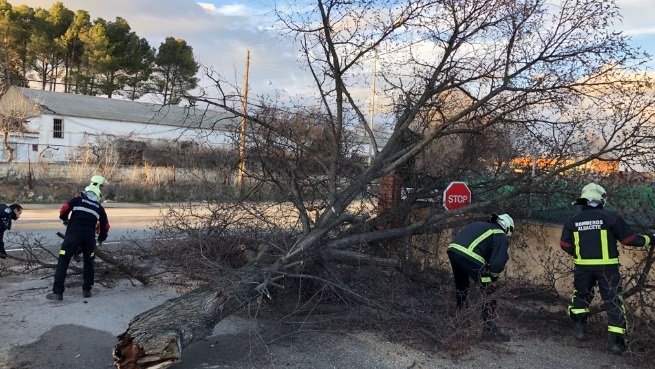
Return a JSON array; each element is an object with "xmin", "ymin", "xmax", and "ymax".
[
  {"xmin": 59, "ymin": 194, "xmax": 109, "ymax": 242},
  {"xmin": 447, "ymin": 221, "xmax": 510, "ymax": 276},
  {"xmin": 559, "ymin": 205, "xmax": 649, "ymax": 266}
]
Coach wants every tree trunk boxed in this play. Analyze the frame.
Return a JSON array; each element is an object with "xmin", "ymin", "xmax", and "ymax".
[
  {"xmin": 111, "ymin": 248, "xmax": 400, "ymax": 369},
  {"xmin": 325, "ymin": 249, "xmax": 399, "ymax": 268},
  {"xmin": 113, "ymin": 284, "xmax": 235, "ymax": 369},
  {"xmin": 3, "ymin": 131, "xmax": 14, "ymax": 163}
]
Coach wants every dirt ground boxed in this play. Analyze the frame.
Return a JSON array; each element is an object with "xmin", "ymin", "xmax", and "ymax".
[{"xmin": 0, "ymin": 261, "xmax": 646, "ymax": 369}]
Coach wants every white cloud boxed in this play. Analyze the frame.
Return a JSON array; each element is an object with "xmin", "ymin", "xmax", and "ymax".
[
  {"xmin": 623, "ymin": 27, "xmax": 655, "ymax": 37},
  {"xmin": 199, "ymin": 2, "xmax": 250, "ymax": 16},
  {"xmin": 616, "ymin": 0, "xmax": 655, "ymax": 32},
  {"xmin": 198, "ymin": 2, "xmax": 219, "ymax": 12}
]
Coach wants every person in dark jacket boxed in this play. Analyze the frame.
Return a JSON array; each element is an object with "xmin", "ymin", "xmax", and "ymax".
[
  {"xmin": 70, "ymin": 175, "xmax": 108, "ymax": 263},
  {"xmin": 560, "ymin": 183, "xmax": 654, "ymax": 354},
  {"xmin": 447, "ymin": 213, "xmax": 514, "ymax": 342},
  {"xmin": 46, "ymin": 186, "xmax": 109, "ymax": 301},
  {"xmin": 0, "ymin": 204, "xmax": 22, "ymax": 258}
]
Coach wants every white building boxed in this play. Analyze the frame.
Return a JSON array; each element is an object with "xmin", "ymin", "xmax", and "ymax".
[{"xmin": 0, "ymin": 87, "xmax": 238, "ymax": 163}]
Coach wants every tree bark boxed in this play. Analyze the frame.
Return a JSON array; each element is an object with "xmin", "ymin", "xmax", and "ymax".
[
  {"xmin": 324, "ymin": 249, "xmax": 399, "ymax": 268},
  {"xmin": 113, "ymin": 284, "xmax": 241, "ymax": 369}
]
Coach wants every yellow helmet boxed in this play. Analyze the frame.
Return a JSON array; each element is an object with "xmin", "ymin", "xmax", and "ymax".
[
  {"xmin": 84, "ymin": 185, "xmax": 101, "ymax": 199},
  {"xmin": 90, "ymin": 175, "xmax": 107, "ymax": 186}
]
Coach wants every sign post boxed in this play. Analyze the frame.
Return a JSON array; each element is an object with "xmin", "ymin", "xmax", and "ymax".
[{"xmin": 443, "ymin": 181, "xmax": 471, "ymax": 211}]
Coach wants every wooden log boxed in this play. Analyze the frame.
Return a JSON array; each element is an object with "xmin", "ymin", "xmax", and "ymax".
[
  {"xmin": 110, "ymin": 245, "xmax": 399, "ymax": 369},
  {"xmin": 113, "ymin": 284, "xmax": 233, "ymax": 369}
]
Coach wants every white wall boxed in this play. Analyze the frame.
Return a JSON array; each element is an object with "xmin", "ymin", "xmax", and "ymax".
[{"xmin": 24, "ymin": 113, "xmax": 236, "ymax": 163}]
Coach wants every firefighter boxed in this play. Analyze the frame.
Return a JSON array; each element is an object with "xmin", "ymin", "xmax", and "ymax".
[
  {"xmin": 560, "ymin": 183, "xmax": 654, "ymax": 354},
  {"xmin": 447, "ymin": 213, "xmax": 514, "ymax": 342},
  {"xmin": 46, "ymin": 185, "xmax": 109, "ymax": 301},
  {"xmin": 70, "ymin": 175, "xmax": 108, "ymax": 263},
  {"xmin": 0, "ymin": 204, "xmax": 22, "ymax": 258}
]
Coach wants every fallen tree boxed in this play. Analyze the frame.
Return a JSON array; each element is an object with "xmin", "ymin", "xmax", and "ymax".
[{"xmin": 112, "ymin": 0, "xmax": 655, "ymax": 367}]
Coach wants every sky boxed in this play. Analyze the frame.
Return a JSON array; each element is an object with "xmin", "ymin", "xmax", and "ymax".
[
  {"xmin": 6, "ymin": 0, "xmax": 655, "ymax": 104},
  {"xmin": 8, "ymin": 0, "xmax": 310, "ymax": 101}
]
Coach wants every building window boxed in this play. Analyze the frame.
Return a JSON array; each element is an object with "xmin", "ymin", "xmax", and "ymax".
[
  {"xmin": 32, "ymin": 144, "xmax": 38, "ymax": 152},
  {"xmin": 53, "ymin": 118, "xmax": 63, "ymax": 139}
]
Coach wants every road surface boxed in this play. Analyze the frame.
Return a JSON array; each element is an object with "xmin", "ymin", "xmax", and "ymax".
[{"xmin": 4, "ymin": 202, "xmax": 169, "ymax": 256}]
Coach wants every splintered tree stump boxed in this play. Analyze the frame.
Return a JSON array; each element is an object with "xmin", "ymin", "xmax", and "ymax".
[{"xmin": 113, "ymin": 284, "xmax": 233, "ymax": 369}]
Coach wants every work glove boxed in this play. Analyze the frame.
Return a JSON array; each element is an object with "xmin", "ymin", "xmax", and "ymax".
[
  {"xmin": 482, "ymin": 264, "xmax": 501, "ymax": 282},
  {"xmin": 479, "ymin": 265, "xmax": 494, "ymax": 284},
  {"xmin": 649, "ymin": 234, "xmax": 655, "ymax": 246},
  {"xmin": 62, "ymin": 220, "xmax": 69, "ymax": 226}
]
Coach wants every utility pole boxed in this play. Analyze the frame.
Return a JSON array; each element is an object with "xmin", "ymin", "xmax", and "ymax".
[
  {"xmin": 368, "ymin": 48, "xmax": 378, "ymax": 164},
  {"xmin": 237, "ymin": 50, "xmax": 250, "ymax": 193}
]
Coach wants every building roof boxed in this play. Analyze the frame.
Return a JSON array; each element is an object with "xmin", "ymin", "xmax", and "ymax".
[{"xmin": 15, "ymin": 87, "xmax": 238, "ymax": 131}]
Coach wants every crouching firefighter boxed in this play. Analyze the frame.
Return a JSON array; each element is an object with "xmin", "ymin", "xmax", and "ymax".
[
  {"xmin": 560, "ymin": 183, "xmax": 655, "ymax": 354},
  {"xmin": 447, "ymin": 213, "xmax": 514, "ymax": 342},
  {"xmin": 47, "ymin": 185, "xmax": 109, "ymax": 301}
]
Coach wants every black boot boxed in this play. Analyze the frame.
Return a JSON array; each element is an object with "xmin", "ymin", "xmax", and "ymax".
[
  {"xmin": 46, "ymin": 293, "xmax": 63, "ymax": 301},
  {"xmin": 608, "ymin": 333, "xmax": 625, "ymax": 354},
  {"xmin": 574, "ymin": 320, "xmax": 587, "ymax": 341}
]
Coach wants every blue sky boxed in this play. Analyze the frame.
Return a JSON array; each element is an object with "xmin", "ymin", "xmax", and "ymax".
[{"xmin": 8, "ymin": 0, "xmax": 655, "ymax": 99}]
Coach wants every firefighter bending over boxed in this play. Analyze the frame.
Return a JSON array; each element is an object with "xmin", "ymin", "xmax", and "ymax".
[{"xmin": 447, "ymin": 213, "xmax": 514, "ymax": 342}]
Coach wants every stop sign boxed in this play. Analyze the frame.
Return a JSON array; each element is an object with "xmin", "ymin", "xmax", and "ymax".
[{"xmin": 443, "ymin": 181, "xmax": 471, "ymax": 211}]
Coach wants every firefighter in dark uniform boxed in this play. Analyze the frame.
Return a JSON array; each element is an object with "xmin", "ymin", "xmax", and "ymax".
[
  {"xmin": 71, "ymin": 175, "xmax": 108, "ymax": 262},
  {"xmin": 46, "ymin": 185, "xmax": 109, "ymax": 301},
  {"xmin": 560, "ymin": 183, "xmax": 654, "ymax": 354},
  {"xmin": 447, "ymin": 213, "xmax": 514, "ymax": 342},
  {"xmin": 0, "ymin": 203, "xmax": 22, "ymax": 258}
]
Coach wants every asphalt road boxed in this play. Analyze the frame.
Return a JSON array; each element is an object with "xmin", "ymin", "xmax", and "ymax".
[{"xmin": 4, "ymin": 202, "xmax": 168, "ymax": 256}]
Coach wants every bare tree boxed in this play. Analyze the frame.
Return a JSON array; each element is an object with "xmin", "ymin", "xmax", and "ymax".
[
  {"xmin": 113, "ymin": 1, "xmax": 655, "ymax": 367},
  {"xmin": 0, "ymin": 86, "xmax": 39, "ymax": 162}
]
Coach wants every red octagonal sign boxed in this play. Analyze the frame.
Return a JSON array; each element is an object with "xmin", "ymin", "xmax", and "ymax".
[{"xmin": 443, "ymin": 181, "xmax": 471, "ymax": 211}]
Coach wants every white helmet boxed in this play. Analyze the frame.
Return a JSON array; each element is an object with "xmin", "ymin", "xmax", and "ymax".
[
  {"xmin": 496, "ymin": 213, "xmax": 514, "ymax": 237},
  {"xmin": 580, "ymin": 183, "xmax": 606, "ymax": 206}
]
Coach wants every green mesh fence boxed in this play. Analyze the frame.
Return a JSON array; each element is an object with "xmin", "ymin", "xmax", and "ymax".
[{"xmin": 470, "ymin": 180, "xmax": 655, "ymax": 228}]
